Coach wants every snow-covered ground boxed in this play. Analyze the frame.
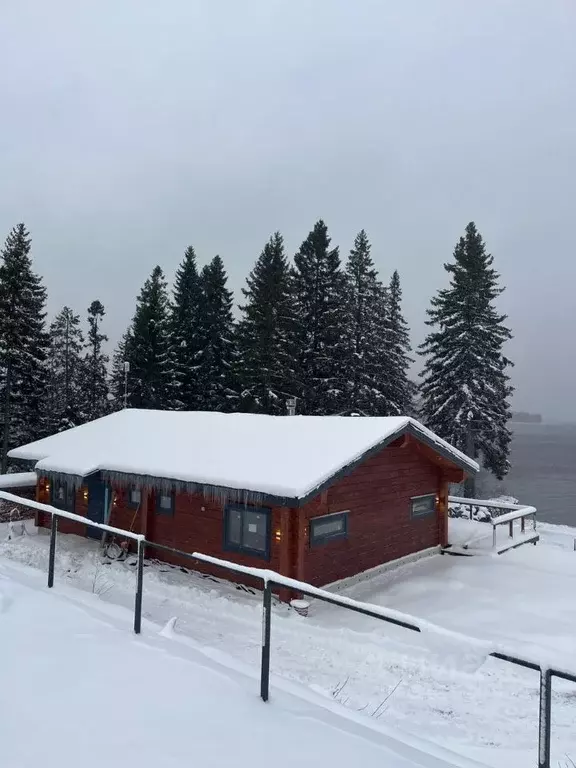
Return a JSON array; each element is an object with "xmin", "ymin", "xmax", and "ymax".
[
  {"xmin": 1, "ymin": 519, "xmax": 575, "ymax": 768},
  {"xmin": 1, "ymin": 561, "xmax": 489, "ymax": 768}
]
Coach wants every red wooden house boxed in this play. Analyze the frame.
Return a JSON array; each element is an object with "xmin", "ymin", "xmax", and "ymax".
[{"xmin": 9, "ymin": 410, "xmax": 478, "ymax": 594}]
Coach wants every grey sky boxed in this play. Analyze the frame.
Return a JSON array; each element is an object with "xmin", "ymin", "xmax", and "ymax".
[{"xmin": 1, "ymin": 0, "xmax": 574, "ymax": 419}]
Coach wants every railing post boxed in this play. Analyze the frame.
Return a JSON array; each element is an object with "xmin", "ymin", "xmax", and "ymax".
[
  {"xmin": 509, "ymin": 520, "xmax": 514, "ymax": 539},
  {"xmin": 538, "ymin": 669, "xmax": 552, "ymax": 768},
  {"xmin": 48, "ymin": 515, "xmax": 58, "ymax": 588},
  {"xmin": 260, "ymin": 580, "xmax": 272, "ymax": 702},
  {"xmin": 492, "ymin": 524, "xmax": 497, "ymax": 549},
  {"xmin": 133, "ymin": 539, "xmax": 145, "ymax": 635}
]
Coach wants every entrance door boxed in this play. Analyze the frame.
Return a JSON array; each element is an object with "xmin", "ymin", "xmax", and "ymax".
[{"xmin": 86, "ymin": 477, "xmax": 106, "ymax": 540}]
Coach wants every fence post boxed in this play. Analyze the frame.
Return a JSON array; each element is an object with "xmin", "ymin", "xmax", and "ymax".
[
  {"xmin": 260, "ymin": 580, "xmax": 272, "ymax": 702},
  {"xmin": 48, "ymin": 515, "xmax": 58, "ymax": 588},
  {"xmin": 133, "ymin": 539, "xmax": 145, "ymax": 635},
  {"xmin": 538, "ymin": 668, "xmax": 552, "ymax": 768}
]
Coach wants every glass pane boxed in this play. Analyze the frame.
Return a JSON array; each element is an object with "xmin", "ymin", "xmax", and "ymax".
[
  {"xmin": 131, "ymin": 489, "xmax": 141, "ymax": 505},
  {"xmin": 160, "ymin": 494, "xmax": 171, "ymax": 509},
  {"xmin": 242, "ymin": 510, "xmax": 267, "ymax": 552},
  {"xmin": 227, "ymin": 508, "xmax": 242, "ymax": 545},
  {"xmin": 412, "ymin": 496, "xmax": 435, "ymax": 515},
  {"xmin": 313, "ymin": 517, "xmax": 344, "ymax": 539}
]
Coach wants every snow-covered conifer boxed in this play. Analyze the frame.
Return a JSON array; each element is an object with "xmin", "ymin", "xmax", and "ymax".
[
  {"xmin": 236, "ymin": 232, "xmax": 295, "ymax": 414},
  {"xmin": 420, "ymin": 222, "xmax": 513, "ymax": 487},
  {"xmin": 0, "ymin": 224, "xmax": 48, "ymax": 468}
]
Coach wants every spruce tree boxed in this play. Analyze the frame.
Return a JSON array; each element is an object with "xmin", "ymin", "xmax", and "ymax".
[
  {"xmin": 83, "ymin": 300, "xmax": 109, "ymax": 421},
  {"xmin": 110, "ymin": 328, "xmax": 132, "ymax": 410},
  {"xmin": 291, "ymin": 220, "xmax": 347, "ymax": 415},
  {"xmin": 127, "ymin": 266, "xmax": 175, "ymax": 410},
  {"xmin": 236, "ymin": 232, "xmax": 295, "ymax": 414},
  {"xmin": 172, "ymin": 246, "xmax": 203, "ymax": 410},
  {"xmin": 341, "ymin": 230, "xmax": 389, "ymax": 415},
  {"xmin": 196, "ymin": 255, "xmax": 237, "ymax": 411},
  {"xmin": 419, "ymin": 222, "xmax": 513, "ymax": 487},
  {"xmin": 46, "ymin": 307, "xmax": 85, "ymax": 432},
  {"xmin": 384, "ymin": 270, "xmax": 414, "ymax": 415},
  {"xmin": 0, "ymin": 224, "xmax": 49, "ymax": 469}
]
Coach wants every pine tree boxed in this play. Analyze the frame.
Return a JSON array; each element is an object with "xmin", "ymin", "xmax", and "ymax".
[
  {"xmin": 341, "ymin": 230, "xmax": 390, "ymax": 415},
  {"xmin": 384, "ymin": 270, "xmax": 414, "ymax": 415},
  {"xmin": 291, "ymin": 220, "xmax": 347, "ymax": 415},
  {"xmin": 45, "ymin": 307, "xmax": 86, "ymax": 433},
  {"xmin": 0, "ymin": 224, "xmax": 49, "ymax": 469},
  {"xmin": 172, "ymin": 246, "xmax": 203, "ymax": 410},
  {"xmin": 127, "ymin": 266, "xmax": 175, "ymax": 410},
  {"xmin": 236, "ymin": 232, "xmax": 295, "ymax": 414},
  {"xmin": 82, "ymin": 300, "xmax": 109, "ymax": 421},
  {"xmin": 196, "ymin": 255, "xmax": 237, "ymax": 411},
  {"xmin": 419, "ymin": 222, "xmax": 513, "ymax": 486},
  {"xmin": 110, "ymin": 328, "xmax": 132, "ymax": 410}
]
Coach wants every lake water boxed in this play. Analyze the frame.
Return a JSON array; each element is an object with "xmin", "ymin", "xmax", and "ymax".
[{"xmin": 480, "ymin": 423, "xmax": 576, "ymax": 526}]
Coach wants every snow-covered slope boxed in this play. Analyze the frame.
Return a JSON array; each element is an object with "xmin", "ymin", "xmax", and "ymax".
[
  {"xmin": 2, "ymin": 519, "xmax": 575, "ymax": 767},
  {"xmin": 0, "ymin": 560, "xmax": 485, "ymax": 768}
]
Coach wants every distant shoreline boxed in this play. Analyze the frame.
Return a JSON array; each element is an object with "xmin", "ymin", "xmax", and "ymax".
[{"xmin": 511, "ymin": 411, "xmax": 542, "ymax": 424}]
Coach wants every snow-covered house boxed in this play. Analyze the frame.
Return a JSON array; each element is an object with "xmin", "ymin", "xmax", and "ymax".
[{"xmin": 9, "ymin": 410, "xmax": 478, "ymax": 596}]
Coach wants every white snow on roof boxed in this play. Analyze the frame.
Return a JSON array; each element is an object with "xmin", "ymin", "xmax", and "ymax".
[
  {"xmin": 0, "ymin": 472, "xmax": 37, "ymax": 489},
  {"xmin": 9, "ymin": 410, "xmax": 478, "ymax": 499}
]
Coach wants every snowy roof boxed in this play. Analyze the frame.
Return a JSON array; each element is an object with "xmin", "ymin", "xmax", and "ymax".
[
  {"xmin": 0, "ymin": 472, "xmax": 37, "ymax": 489},
  {"xmin": 8, "ymin": 410, "xmax": 478, "ymax": 504}
]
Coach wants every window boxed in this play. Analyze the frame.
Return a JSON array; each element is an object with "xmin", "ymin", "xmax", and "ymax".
[
  {"xmin": 128, "ymin": 488, "xmax": 142, "ymax": 508},
  {"xmin": 224, "ymin": 505, "xmax": 271, "ymax": 560},
  {"xmin": 411, "ymin": 494, "xmax": 437, "ymax": 519},
  {"xmin": 155, "ymin": 491, "xmax": 175, "ymax": 515},
  {"xmin": 310, "ymin": 512, "xmax": 348, "ymax": 546},
  {"xmin": 51, "ymin": 479, "xmax": 75, "ymax": 512}
]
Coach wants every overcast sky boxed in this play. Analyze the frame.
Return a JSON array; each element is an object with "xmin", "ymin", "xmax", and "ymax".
[{"xmin": 0, "ymin": 0, "xmax": 574, "ymax": 419}]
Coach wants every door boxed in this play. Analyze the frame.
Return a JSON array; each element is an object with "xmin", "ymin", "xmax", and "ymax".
[{"xmin": 86, "ymin": 477, "xmax": 106, "ymax": 539}]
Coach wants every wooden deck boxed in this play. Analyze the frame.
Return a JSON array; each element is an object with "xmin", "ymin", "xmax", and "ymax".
[
  {"xmin": 445, "ymin": 512, "xmax": 539, "ymax": 557},
  {"xmin": 444, "ymin": 530, "xmax": 539, "ymax": 557}
]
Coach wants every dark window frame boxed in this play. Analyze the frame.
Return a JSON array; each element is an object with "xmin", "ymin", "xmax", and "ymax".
[
  {"xmin": 51, "ymin": 479, "xmax": 75, "ymax": 513},
  {"xmin": 155, "ymin": 490, "xmax": 175, "ymax": 516},
  {"xmin": 410, "ymin": 493, "xmax": 437, "ymax": 520},
  {"xmin": 127, "ymin": 488, "xmax": 143, "ymax": 509},
  {"xmin": 310, "ymin": 511, "xmax": 349, "ymax": 547},
  {"xmin": 223, "ymin": 504, "xmax": 271, "ymax": 561}
]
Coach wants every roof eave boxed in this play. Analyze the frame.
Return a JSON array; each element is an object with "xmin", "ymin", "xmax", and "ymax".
[{"xmin": 35, "ymin": 423, "xmax": 478, "ymax": 508}]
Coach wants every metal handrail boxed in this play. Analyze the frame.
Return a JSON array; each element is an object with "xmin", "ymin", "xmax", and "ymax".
[
  {"xmin": 448, "ymin": 495, "xmax": 538, "ymax": 548},
  {"xmin": 0, "ymin": 490, "xmax": 570, "ymax": 768}
]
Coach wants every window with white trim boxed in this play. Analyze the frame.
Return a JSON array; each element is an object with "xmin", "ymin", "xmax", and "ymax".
[
  {"xmin": 410, "ymin": 494, "xmax": 436, "ymax": 519},
  {"xmin": 310, "ymin": 511, "xmax": 348, "ymax": 546}
]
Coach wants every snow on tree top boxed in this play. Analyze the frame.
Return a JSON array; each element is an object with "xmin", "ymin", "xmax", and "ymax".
[{"xmin": 9, "ymin": 410, "xmax": 478, "ymax": 501}]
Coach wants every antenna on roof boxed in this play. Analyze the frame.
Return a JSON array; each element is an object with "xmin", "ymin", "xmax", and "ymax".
[{"xmin": 286, "ymin": 397, "xmax": 297, "ymax": 416}]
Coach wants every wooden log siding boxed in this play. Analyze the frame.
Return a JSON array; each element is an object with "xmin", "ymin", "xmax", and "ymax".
[
  {"xmin": 34, "ymin": 437, "xmax": 456, "ymax": 597},
  {"xmin": 299, "ymin": 440, "xmax": 445, "ymax": 587}
]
